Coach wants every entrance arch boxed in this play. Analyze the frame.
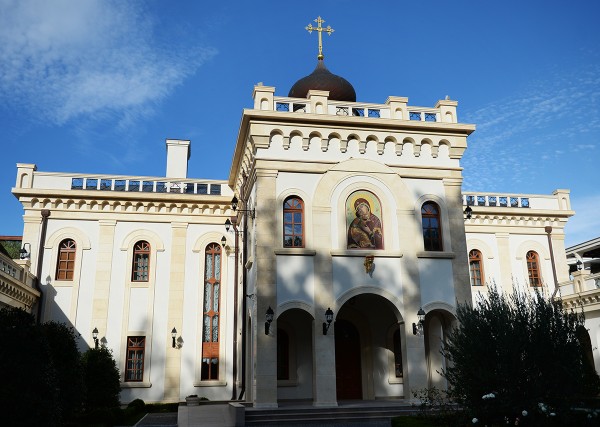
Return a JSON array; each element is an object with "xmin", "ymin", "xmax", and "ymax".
[
  {"xmin": 334, "ymin": 293, "xmax": 404, "ymax": 400},
  {"xmin": 424, "ymin": 309, "xmax": 456, "ymax": 390}
]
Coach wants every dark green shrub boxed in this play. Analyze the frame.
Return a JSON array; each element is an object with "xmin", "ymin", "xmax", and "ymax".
[
  {"xmin": 443, "ymin": 286, "xmax": 600, "ymax": 425},
  {"xmin": 127, "ymin": 398, "xmax": 145, "ymax": 410},
  {"xmin": 81, "ymin": 347, "xmax": 121, "ymax": 410},
  {"xmin": 42, "ymin": 321, "xmax": 85, "ymax": 420},
  {"xmin": 0, "ymin": 307, "xmax": 61, "ymax": 426}
]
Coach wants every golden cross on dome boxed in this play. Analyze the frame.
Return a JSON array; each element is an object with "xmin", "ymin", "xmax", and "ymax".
[{"xmin": 305, "ymin": 16, "xmax": 334, "ymax": 60}]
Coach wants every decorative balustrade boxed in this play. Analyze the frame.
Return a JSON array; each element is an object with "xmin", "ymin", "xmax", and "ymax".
[
  {"xmin": 0, "ymin": 252, "xmax": 39, "ymax": 310},
  {"xmin": 464, "ymin": 194, "xmax": 530, "ymax": 208},
  {"xmin": 71, "ymin": 177, "xmax": 222, "ymax": 195},
  {"xmin": 272, "ymin": 98, "xmax": 441, "ymax": 122}
]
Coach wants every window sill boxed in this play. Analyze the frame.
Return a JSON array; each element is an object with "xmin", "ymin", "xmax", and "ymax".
[
  {"xmin": 121, "ymin": 382, "xmax": 152, "ymax": 388},
  {"xmin": 53, "ymin": 280, "xmax": 75, "ymax": 287},
  {"xmin": 416, "ymin": 251, "xmax": 455, "ymax": 259},
  {"xmin": 193, "ymin": 380, "xmax": 227, "ymax": 387},
  {"xmin": 388, "ymin": 378, "xmax": 404, "ymax": 384},
  {"xmin": 330, "ymin": 250, "xmax": 403, "ymax": 258},
  {"xmin": 274, "ymin": 249, "xmax": 316, "ymax": 256}
]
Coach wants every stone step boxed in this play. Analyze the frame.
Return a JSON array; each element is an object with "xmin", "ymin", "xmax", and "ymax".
[{"xmin": 245, "ymin": 404, "xmax": 419, "ymax": 426}]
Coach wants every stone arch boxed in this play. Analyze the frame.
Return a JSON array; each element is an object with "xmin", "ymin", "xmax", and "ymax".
[
  {"xmin": 276, "ymin": 300, "xmax": 315, "ymax": 320},
  {"xmin": 335, "ymin": 286, "xmax": 404, "ymax": 323}
]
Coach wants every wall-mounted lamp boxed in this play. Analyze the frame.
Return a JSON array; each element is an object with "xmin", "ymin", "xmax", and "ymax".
[
  {"xmin": 322, "ymin": 307, "xmax": 334, "ymax": 335},
  {"xmin": 464, "ymin": 205, "xmax": 472, "ymax": 220},
  {"xmin": 231, "ymin": 196, "xmax": 255, "ymax": 219},
  {"xmin": 265, "ymin": 306, "xmax": 274, "ymax": 335},
  {"xmin": 576, "ymin": 260, "xmax": 583, "ymax": 271},
  {"xmin": 171, "ymin": 327, "xmax": 177, "ymax": 348},
  {"xmin": 364, "ymin": 256, "xmax": 374, "ymax": 274},
  {"xmin": 412, "ymin": 307, "xmax": 426, "ymax": 336},
  {"xmin": 92, "ymin": 327, "xmax": 99, "ymax": 349},
  {"xmin": 19, "ymin": 242, "xmax": 31, "ymax": 260},
  {"xmin": 221, "ymin": 236, "xmax": 227, "ymax": 247}
]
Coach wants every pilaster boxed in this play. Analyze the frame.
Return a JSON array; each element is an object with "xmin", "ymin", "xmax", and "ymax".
[
  {"xmin": 443, "ymin": 178, "xmax": 472, "ymax": 305},
  {"xmin": 91, "ymin": 220, "xmax": 117, "ymax": 344},
  {"xmin": 495, "ymin": 232, "xmax": 512, "ymax": 292},
  {"xmin": 254, "ymin": 169, "xmax": 278, "ymax": 408},
  {"xmin": 312, "ymin": 206, "xmax": 336, "ymax": 406},
  {"xmin": 164, "ymin": 222, "xmax": 188, "ymax": 401}
]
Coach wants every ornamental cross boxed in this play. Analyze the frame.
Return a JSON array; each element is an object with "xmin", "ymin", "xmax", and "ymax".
[{"xmin": 305, "ymin": 16, "xmax": 334, "ymax": 60}]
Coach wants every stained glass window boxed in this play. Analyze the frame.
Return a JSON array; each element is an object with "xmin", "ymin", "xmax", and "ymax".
[{"xmin": 201, "ymin": 243, "xmax": 221, "ymax": 380}]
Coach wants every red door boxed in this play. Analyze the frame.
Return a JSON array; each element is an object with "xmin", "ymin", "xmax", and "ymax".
[{"xmin": 335, "ymin": 319, "xmax": 362, "ymax": 400}]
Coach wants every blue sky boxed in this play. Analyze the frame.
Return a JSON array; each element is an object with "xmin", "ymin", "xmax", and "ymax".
[{"xmin": 1, "ymin": 0, "xmax": 598, "ymax": 246}]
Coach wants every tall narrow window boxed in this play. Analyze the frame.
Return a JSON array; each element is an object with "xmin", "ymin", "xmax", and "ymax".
[
  {"xmin": 283, "ymin": 197, "xmax": 304, "ymax": 247},
  {"xmin": 277, "ymin": 329, "xmax": 290, "ymax": 380},
  {"xmin": 469, "ymin": 250, "xmax": 484, "ymax": 286},
  {"xmin": 56, "ymin": 239, "xmax": 76, "ymax": 280},
  {"xmin": 132, "ymin": 240, "xmax": 150, "ymax": 282},
  {"xmin": 125, "ymin": 336, "xmax": 145, "ymax": 381},
  {"xmin": 527, "ymin": 251, "xmax": 541, "ymax": 286},
  {"xmin": 201, "ymin": 243, "xmax": 221, "ymax": 380},
  {"xmin": 422, "ymin": 202, "xmax": 443, "ymax": 251},
  {"xmin": 393, "ymin": 329, "xmax": 403, "ymax": 378}
]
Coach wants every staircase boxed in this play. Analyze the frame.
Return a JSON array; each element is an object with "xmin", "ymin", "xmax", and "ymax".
[{"xmin": 244, "ymin": 401, "xmax": 420, "ymax": 426}]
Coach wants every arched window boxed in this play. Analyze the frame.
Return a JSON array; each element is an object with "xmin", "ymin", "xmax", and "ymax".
[
  {"xmin": 201, "ymin": 243, "xmax": 222, "ymax": 380},
  {"xmin": 469, "ymin": 249, "xmax": 484, "ymax": 286},
  {"xmin": 56, "ymin": 239, "xmax": 76, "ymax": 280},
  {"xmin": 526, "ymin": 251, "xmax": 541, "ymax": 286},
  {"xmin": 283, "ymin": 196, "xmax": 304, "ymax": 248},
  {"xmin": 277, "ymin": 329, "xmax": 290, "ymax": 380},
  {"xmin": 421, "ymin": 202, "xmax": 443, "ymax": 251},
  {"xmin": 132, "ymin": 240, "xmax": 150, "ymax": 282}
]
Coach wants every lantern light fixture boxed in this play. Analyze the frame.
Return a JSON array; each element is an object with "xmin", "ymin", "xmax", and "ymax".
[
  {"xmin": 92, "ymin": 327, "xmax": 99, "ymax": 349},
  {"xmin": 265, "ymin": 306, "xmax": 274, "ymax": 335},
  {"xmin": 412, "ymin": 307, "xmax": 426, "ymax": 336},
  {"xmin": 322, "ymin": 307, "xmax": 334, "ymax": 335},
  {"xmin": 576, "ymin": 260, "xmax": 583, "ymax": 271},
  {"xmin": 464, "ymin": 205, "xmax": 473, "ymax": 220},
  {"xmin": 19, "ymin": 242, "xmax": 31, "ymax": 260},
  {"xmin": 171, "ymin": 327, "xmax": 177, "ymax": 348},
  {"xmin": 231, "ymin": 196, "xmax": 255, "ymax": 219}
]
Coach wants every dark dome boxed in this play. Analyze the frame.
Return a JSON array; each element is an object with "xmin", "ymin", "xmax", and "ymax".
[{"xmin": 288, "ymin": 60, "xmax": 356, "ymax": 102}]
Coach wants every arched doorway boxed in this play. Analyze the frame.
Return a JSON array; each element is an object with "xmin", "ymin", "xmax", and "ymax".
[
  {"xmin": 335, "ymin": 319, "xmax": 362, "ymax": 399},
  {"xmin": 334, "ymin": 293, "xmax": 404, "ymax": 400}
]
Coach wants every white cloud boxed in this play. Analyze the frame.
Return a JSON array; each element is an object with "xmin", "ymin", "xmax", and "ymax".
[{"xmin": 0, "ymin": 0, "xmax": 216, "ymax": 124}]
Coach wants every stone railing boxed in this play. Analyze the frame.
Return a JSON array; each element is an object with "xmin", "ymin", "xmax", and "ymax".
[{"xmin": 0, "ymin": 253, "xmax": 40, "ymax": 311}]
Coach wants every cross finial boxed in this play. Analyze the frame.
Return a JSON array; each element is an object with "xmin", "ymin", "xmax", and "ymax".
[{"xmin": 305, "ymin": 16, "xmax": 334, "ymax": 60}]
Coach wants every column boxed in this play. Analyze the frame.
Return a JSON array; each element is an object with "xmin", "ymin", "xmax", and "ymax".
[
  {"xmin": 164, "ymin": 222, "xmax": 188, "ymax": 402},
  {"xmin": 254, "ymin": 170, "xmax": 278, "ymax": 408}
]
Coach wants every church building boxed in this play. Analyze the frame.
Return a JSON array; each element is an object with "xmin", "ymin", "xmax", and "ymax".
[{"xmin": 11, "ymin": 17, "xmax": 574, "ymax": 407}]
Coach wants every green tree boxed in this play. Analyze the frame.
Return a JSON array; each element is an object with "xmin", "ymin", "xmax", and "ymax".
[
  {"xmin": 42, "ymin": 321, "xmax": 85, "ymax": 421},
  {"xmin": 81, "ymin": 346, "xmax": 121, "ymax": 410},
  {"xmin": 443, "ymin": 286, "xmax": 600, "ymax": 425},
  {"xmin": 0, "ymin": 307, "xmax": 61, "ymax": 427}
]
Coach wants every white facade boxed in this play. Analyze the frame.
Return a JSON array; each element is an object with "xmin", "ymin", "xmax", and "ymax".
[{"xmin": 12, "ymin": 81, "xmax": 575, "ymax": 406}]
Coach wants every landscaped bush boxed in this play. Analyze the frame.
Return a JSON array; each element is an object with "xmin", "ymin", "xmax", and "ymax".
[
  {"xmin": 42, "ymin": 321, "xmax": 85, "ymax": 421},
  {"xmin": 0, "ymin": 307, "xmax": 61, "ymax": 426},
  {"xmin": 81, "ymin": 346, "xmax": 121, "ymax": 411},
  {"xmin": 442, "ymin": 285, "xmax": 600, "ymax": 426}
]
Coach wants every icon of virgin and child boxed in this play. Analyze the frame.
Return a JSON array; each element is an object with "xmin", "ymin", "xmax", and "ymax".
[{"xmin": 347, "ymin": 191, "xmax": 384, "ymax": 249}]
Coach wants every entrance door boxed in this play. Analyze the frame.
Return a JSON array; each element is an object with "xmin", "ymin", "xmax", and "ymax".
[{"xmin": 335, "ymin": 319, "xmax": 362, "ymax": 400}]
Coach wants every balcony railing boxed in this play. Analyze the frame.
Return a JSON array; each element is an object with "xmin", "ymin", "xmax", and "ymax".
[
  {"xmin": 71, "ymin": 177, "xmax": 222, "ymax": 195},
  {"xmin": 464, "ymin": 194, "xmax": 530, "ymax": 208}
]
